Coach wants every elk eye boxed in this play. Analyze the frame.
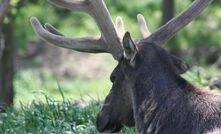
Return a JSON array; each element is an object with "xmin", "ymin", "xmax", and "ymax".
[{"xmin": 110, "ymin": 75, "xmax": 116, "ymax": 83}]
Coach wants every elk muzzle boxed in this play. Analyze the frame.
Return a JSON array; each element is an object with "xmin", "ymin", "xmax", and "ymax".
[{"xmin": 96, "ymin": 112, "xmax": 123, "ymax": 133}]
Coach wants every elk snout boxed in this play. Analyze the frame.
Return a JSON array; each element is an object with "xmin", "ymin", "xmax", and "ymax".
[{"xmin": 96, "ymin": 112, "xmax": 123, "ymax": 133}]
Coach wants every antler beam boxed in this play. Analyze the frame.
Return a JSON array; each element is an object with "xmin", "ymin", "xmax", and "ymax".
[
  {"xmin": 31, "ymin": 17, "xmax": 107, "ymax": 53},
  {"xmin": 31, "ymin": 0, "xmax": 151, "ymax": 60},
  {"xmin": 31, "ymin": 0, "xmax": 122, "ymax": 60}
]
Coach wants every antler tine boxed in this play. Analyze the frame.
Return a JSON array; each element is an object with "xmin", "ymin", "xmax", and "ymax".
[
  {"xmin": 86, "ymin": 0, "xmax": 123, "ymax": 59},
  {"xmin": 115, "ymin": 16, "xmax": 126, "ymax": 41},
  {"xmin": 31, "ymin": 17, "xmax": 107, "ymax": 53},
  {"xmin": 46, "ymin": 0, "xmax": 123, "ymax": 60},
  {"xmin": 137, "ymin": 14, "xmax": 151, "ymax": 38},
  {"xmin": 44, "ymin": 23, "xmax": 64, "ymax": 36},
  {"xmin": 146, "ymin": 0, "xmax": 213, "ymax": 45}
]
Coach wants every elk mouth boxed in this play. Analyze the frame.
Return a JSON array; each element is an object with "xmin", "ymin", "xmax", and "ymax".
[
  {"xmin": 97, "ymin": 121, "xmax": 123, "ymax": 133},
  {"xmin": 96, "ymin": 113, "xmax": 123, "ymax": 133}
]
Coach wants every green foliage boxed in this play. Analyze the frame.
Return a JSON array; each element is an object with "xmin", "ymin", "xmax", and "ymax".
[
  {"xmin": 182, "ymin": 65, "xmax": 221, "ymax": 88},
  {"xmin": 0, "ymin": 96, "xmax": 135, "ymax": 133},
  {"xmin": 183, "ymin": 67, "xmax": 209, "ymax": 87},
  {"xmin": 166, "ymin": 1, "xmax": 221, "ymax": 50},
  {"xmin": 13, "ymin": 1, "xmax": 54, "ymax": 49}
]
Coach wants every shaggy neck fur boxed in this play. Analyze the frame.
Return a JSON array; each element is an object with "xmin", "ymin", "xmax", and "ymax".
[{"xmin": 131, "ymin": 63, "xmax": 221, "ymax": 134}]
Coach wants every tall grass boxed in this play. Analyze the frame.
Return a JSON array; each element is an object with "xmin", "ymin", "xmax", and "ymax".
[{"xmin": 0, "ymin": 95, "xmax": 135, "ymax": 134}]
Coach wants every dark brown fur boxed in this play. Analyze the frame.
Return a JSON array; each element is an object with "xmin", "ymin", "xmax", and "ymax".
[{"xmin": 97, "ymin": 37, "xmax": 221, "ymax": 134}]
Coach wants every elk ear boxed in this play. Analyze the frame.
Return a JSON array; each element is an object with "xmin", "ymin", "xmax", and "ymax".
[
  {"xmin": 171, "ymin": 55, "xmax": 190, "ymax": 74},
  {"xmin": 123, "ymin": 32, "xmax": 138, "ymax": 66}
]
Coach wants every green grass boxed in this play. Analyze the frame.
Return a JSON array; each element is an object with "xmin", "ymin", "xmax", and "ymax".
[
  {"xmin": 183, "ymin": 66, "xmax": 221, "ymax": 88},
  {"xmin": 0, "ymin": 96, "xmax": 135, "ymax": 134},
  {"xmin": 14, "ymin": 70, "xmax": 111, "ymax": 106}
]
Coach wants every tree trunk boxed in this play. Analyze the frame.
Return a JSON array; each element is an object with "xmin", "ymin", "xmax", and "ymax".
[
  {"xmin": 0, "ymin": 13, "xmax": 14, "ymax": 107},
  {"xmin": 0, "ymin": 0, "xmax": 29, "ymax": 108},
  {"xmin": 161, "ymin": 0, "xmax": 182, "ymax": 56},
  {"xmin": 162, "ymin": 0, "xmax": 174, "ymax": 25},
  {"xmin": 0, "ymin": 32, "xmax": 4, "ymax": 58}
]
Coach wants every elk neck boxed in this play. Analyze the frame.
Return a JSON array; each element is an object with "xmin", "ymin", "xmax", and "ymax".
[{"xmin": 129, "ymin": 58, "xmax": 221, "ymax": 133}]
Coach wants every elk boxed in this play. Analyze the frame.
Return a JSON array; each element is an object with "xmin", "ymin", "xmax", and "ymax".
[{"xmin": 30, "ymin": 0, "xmax": 219, "ymax": 133}]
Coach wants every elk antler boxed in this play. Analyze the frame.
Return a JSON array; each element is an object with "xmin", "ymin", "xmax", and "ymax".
[
  {"xmin": 31, "ymin": 0, "xmax": 123, "ymax": 60},
  {"xmin": 137, "ymin": 14, "xmax": 151, "ymax": 38},
  {"xmin": 145, "ymin": 0, "xmax": 214, "ymax": 45},
  {"xmin": 31, "ymin": 0, "xmax": 151, "ymax": 60},
  {"xmin": 115, "ymin": 16, "xmax": 126, "ymax": 40}
]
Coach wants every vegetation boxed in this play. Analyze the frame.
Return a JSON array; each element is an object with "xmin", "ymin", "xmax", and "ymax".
[
  {"xmin": 0, "ymin": 96, "xmax": 135, "ymax": 134},
  {"xmin": 0, "ymin": 0, "xmax": 220, "ymax": 133},
  {"xmin": 14, "ymin": 70, "xmax": 111, "ymax": 106}
]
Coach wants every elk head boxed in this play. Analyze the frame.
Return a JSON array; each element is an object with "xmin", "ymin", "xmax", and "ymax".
[
  {"xmin": 96, "ymin": 34, "xmax": 190, "ymax": 132},
  {"xmin": 30, "ymin": 0, "xmax": 213, "ymax": 132}
]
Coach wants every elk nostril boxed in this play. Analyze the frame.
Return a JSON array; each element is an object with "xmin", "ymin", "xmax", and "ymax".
[{"xmin": 96, "ymin": 112, "xmax": 110, "ymax": 132}]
